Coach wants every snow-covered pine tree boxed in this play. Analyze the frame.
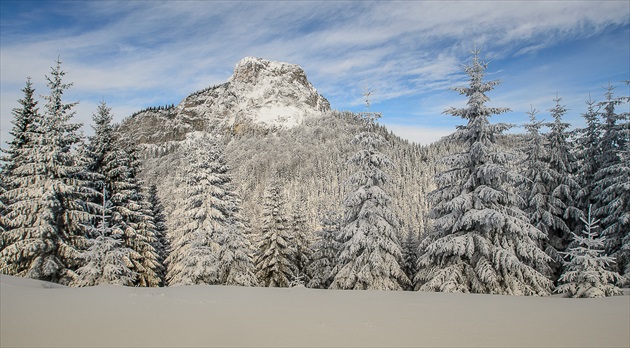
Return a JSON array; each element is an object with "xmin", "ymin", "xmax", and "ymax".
[
  {"xmin": 74, "ymin": 190, "xmax": 136, "ymax": 286},
  {"xmin": 520, "ymin": 107, "xmax": 567, "ymax": 281},
  {"xmin": 147, "ymin": 184, "xmax": 169, "ymax": 286},
  {"xmin": 290, "ymin": 196, "xmax": 312, "ymax": 284},
  {"xmin": 0, "ymin": 59, "xmax": 97, "ymax": 284},
  {"xmin": 592, "ymin": 84, "xmax": 630, "ymax": 280},
  {"xmin": 330, "ymin": 89, "xmax": 408, "ymax": 291},
  {"xmin": 212, "ymin": 145, "xmax": 257, "ymax": 287},
  {"xmin": 307, "ymin": 210, "xmax": 341, "ymax": 289},
  {"xmin": 545, "ymin": 96, "xmax": 581, "ymax": 255},
  {"xmin": 166, "ymin": 137, "xmax": 220, "ymax": 285},
  {"xmin": 255, "ymin": 177, "xmax": 296, "ymax": 287},
  {"xmin": 557, "ymin": 206, "xmax": 625, "ymax": 298},
  {"xmin": 166, "ymin": 135, "xmax": 247, "ymax": 286},
  {"xmin": 86, "ymin": 102, "xmax": 161, "ymax": 287},
  {"xmin": 1, "ymin": 78, "xmax": 39, "ymax": 254},
  {"xmin": 574, "ymin": 96, "xmax": 602, "ymax": 211},
  {"xmin": 415, "ymin": 49, "xmax": 553, "ymax": 295}
]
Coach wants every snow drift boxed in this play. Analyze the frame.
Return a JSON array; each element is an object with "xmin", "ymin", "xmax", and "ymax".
[{"xmin": 1, "ymin": 275, "xmax": 628, "ymax": 347}]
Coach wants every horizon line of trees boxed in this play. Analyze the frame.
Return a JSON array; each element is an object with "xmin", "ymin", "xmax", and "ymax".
[{"xmin": 0, "ymin": 54, "xmax": 628, "ymax": 298}]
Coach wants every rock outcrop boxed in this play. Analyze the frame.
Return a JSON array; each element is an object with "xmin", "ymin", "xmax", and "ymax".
[{"xmin": 120, "ymin": 57, "xmax": 330, "ymax": 144}]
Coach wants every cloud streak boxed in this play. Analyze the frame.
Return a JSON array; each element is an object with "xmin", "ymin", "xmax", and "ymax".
[{"xmin": 1, "ymin": 1, "xmax": 628, "ymax": 145}]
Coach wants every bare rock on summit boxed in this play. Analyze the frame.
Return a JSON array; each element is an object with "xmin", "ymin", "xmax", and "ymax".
[{"xmin": 120, "ymin": 57, "xmax": 330, "ymax": 144}]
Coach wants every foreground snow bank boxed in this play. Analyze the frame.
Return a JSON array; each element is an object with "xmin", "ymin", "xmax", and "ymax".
[{"xmin": 1, "ymin": 275, "xmax": 628, "ymax": 347}]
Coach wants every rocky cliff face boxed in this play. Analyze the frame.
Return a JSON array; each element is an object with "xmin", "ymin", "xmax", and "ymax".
[{"xmin": 120, "ymin": 57, "xmax": 330, "ymax": 144}]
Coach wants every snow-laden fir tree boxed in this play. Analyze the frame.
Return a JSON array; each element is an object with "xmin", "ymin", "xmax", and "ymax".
[
  {"xmin": 330, "ymin": 90, "xmax": 408, "ymax": 291},
  {"xmin": 592, "ymin": 84, "xmax": 630, "ymax": 280},
  {"xmin": 147, "ymin": 184, "xmax": 169, "ymax": 286},
  {"xmin": 415, "ymin": 49, "xmax": 553, "ymax": 295},
  {"xmin": 255, "ymin": 177, "xmax": 296, "ymax": 287},
  {"xmin": 0, "ymin": 59, "xmax": 97, "ymax": 284},
  {"xmin": 85, "ymin": 102, "xmax": 161, "ymax": 287},
  {"xmin": 74, "ymin": 190, "xmax": 136, "ymax": 286},
  {"xmin": 557, "ymin": 206, "xmax": 625, "ymax": 297},
  {"xmin": 211, "ymin": 146, "xmax": 257, "ymax": 287},
  {"xmin": 290, "ymin": 196, "xmax": 312, "ymax": 284},
  {"xmin": 545, "ymin": 96, "xmax": 581, "ymax": 251},
  {"xmin": 1, "ymin": 78, "xmax": 39, "ymax": 253},
  {"xmin": 166, "ymin": 135, "xmax": 255, "ymax": 285},
  {"xmin": 574, "ymin": 96, "xmax": 602, "ymax": 211},
  {"xmin": 520, "ymin": 107, "xmax": 567, "ymax": 281},
  {"xmin": 307, "ymin": 210, "xmax": 341, "ymax": 289},
  {"xmin": 166, "ymin": 137, "xmax": 223, "ymax": 285}
]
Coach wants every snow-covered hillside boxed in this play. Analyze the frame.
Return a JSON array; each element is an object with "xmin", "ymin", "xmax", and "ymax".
[{"xmin": 1, "ymin": 275, "xmax": 628, "ymax": 347}]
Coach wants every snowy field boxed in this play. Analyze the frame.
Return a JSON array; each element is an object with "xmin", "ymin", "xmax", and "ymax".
[{"xmin": 1, "ymin": 275, "xmax": 628, "ymax": 348}]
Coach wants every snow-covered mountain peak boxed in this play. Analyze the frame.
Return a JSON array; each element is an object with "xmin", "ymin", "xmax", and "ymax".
[
  {"xmin": 230, "ymin": 57, "xmax": 301, "ymax": 85},
  {"xmin": 121, "ymin": 57, "xmax": 331, "ymax": 144},
  {"xmin": 226, "ymin": 57, "xmax": 330, "ymax": 128}
]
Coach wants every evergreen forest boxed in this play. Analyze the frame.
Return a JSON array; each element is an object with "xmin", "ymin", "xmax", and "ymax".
[{"xmin": 1, "ymin": 51, "xmax": 628, "ymax": 298}]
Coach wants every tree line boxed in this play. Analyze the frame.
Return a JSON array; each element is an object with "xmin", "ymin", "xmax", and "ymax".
[{"xmin": 0, "ymin": 52, "xmax": 628, "ymax": 298}]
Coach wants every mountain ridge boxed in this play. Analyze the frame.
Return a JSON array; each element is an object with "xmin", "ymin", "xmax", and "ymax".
[{"xmin": 120, "ymin": 57, "xmax": 330, "ymax": 144}]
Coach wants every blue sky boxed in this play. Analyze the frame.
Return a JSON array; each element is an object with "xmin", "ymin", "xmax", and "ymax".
[{"xmin": 1, "ymin": 1, "xmax": 628, "ymax": 145}]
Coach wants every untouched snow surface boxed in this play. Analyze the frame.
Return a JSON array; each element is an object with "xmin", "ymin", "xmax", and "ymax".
[{"xmin": 1, "ymin": 275, "xmax": 628, "ymax": 347}]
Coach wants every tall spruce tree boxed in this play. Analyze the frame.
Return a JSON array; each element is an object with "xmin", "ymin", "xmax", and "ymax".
[
  {"xmin": 86, "ymin": 102, "xmax": 161, "ymax": 287},
  {"xmin": 546, "ymin": 97, "xmax": 582, "ymax": 220},
  {"xmin": 212, "ymin": 146, "xmax": 257, "ymax": 287},
  {"xmin": 520, "ymin": 107, "xmax": 566, "ymax": 281},
  {"xmin": 255, "ymin": 177, "xmax": 296, "ymax": 287},
  {"xmin": 0, "ymin": 59, "xmax": 97, "ymax": 284},
  {"xmin": 166, "ymin": 136, "xmax": 253, "ymax": 285},
  {"xmin": 1, "ymin": 78, "xmax": 39, "ymax": 254},
  {"xmin": 592, "ymin": 84, "xmax": 630, "ymax": 279},
  {"xmin": 415, "ymin": 49, "xmax": 553, "ymax": 295},
  {"xmin": 544, "ymin": 96, "xmax": 581, "ymax": 280},
  {"xmin": 330, "ymin": 91, "xmax": 408, "ymax": 291},
  {"xmin": 165, "ymin": 137, "xmax": 221, "ymax": 285}
]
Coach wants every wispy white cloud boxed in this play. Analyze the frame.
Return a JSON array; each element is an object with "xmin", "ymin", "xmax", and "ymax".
[{"xmin": 1, "ymin": 1, "xmax": 628, "ymax": 144}]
